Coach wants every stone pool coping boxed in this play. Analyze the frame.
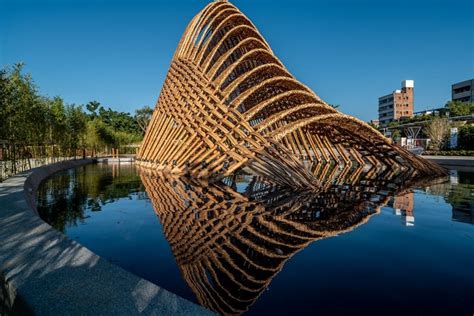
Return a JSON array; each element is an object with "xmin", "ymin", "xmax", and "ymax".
[
  {"xmin": 421, "ymin": 155, "xmax": 474, "ymax": 168},
  {"xmin": 0, "ymin": 159, "xmax": 212, "ymax": 315}
]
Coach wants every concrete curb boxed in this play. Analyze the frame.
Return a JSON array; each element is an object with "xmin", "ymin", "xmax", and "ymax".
[
  {"xmin": 0, "ymin": 159, "xmax": 212, "ymax": 315},
  {"xmin": 421, "ymin": 155, "xmax": 474, "ymax": 168}
]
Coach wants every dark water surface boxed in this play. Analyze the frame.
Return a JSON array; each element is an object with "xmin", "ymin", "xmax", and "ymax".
[{"xmin": 37, "ymin": 163, "xmax": 474, "ymax": 315}]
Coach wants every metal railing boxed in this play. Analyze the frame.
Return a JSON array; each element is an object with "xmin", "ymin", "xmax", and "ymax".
[
  {"xmin": 0, "ymin": 141, "xmax": 83, "ymax": 182},
  {"xmin": 0, "ymin": 141, "xmax": 140, "ymax": 182}
]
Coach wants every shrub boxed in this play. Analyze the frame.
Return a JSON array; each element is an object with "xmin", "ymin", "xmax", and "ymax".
[{"xmin": 458, "ymin": 124, "xmax": 474, "ymax": 150}]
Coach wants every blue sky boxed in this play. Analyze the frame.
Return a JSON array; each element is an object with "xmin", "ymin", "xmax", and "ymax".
[{"xmin": 1, "ymin": 0, "xmax": 473, "ymax": 121}]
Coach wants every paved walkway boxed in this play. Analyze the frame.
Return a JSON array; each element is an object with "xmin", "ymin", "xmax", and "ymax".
[{"xmin": 0, "ymin": 159, "xmax": 212, "ymax": 315}]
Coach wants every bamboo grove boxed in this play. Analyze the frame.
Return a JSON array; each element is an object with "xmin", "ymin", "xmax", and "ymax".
[{"xmin": 0, "ymin": 64, "xmax": 151, "ymax": 180}]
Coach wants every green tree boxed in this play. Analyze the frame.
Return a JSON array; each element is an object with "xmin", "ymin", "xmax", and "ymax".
[
  {"xmin": 48, "ymin": 97, "xmax": 67, "ymax": 145},
  {"xmin": 0, "ymin": 63, "xmax": 143, "ymax": 164},
  {"xmin": 391, "ymin": 129, "xmax": 401, "ymax": 140},
  {"xmin": 426, "ymin": 117, "xmax": 450, "ymax": 151},
  {"xmin": 458, "ymin": 124, "xmax": 474, "ymax": 150},
  {"xmin": 444, "ymin": 101, "xmax": 474, "ymax": 117},
  {"xmin": 0, "ymin": 63, "xmax": 43, "ymax": 143},
  {"xmin": 65, "ymin": 104, "xmax": 88, "ymax": 150},
  {"xmin": 86, "ymin": 101, "xmax": 101, "ymax": 117},
  {"xmin": 135, "ymin": 105, "xmax": 154, "ymax": 134},
  {"xmin": 97, "ymin": 106, "xmax": 141, "ymax": 135}
]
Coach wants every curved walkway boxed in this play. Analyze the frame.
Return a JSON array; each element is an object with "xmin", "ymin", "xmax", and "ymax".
[{"xmin": 0, "ymin": 159, "xmax": 212, "ymax": 315}]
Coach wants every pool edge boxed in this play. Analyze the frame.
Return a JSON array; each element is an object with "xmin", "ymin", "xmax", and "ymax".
[{"xmin": 0, "ymin": 159, "xmax": 213, "ymax": 315}]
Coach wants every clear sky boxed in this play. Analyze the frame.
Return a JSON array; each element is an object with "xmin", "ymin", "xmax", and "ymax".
[{"xmin": 1, "ymin": 0, "xmax": 473, "ymax": 121}]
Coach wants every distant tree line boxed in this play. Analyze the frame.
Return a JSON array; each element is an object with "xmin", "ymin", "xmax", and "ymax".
[
  {"xmin": 0, "ymin": 63, "xmax": 154, "ymax": 156},
  {"xmin": 385, "ymin": 100, "xmax": 474, "ymax": 151},
  {"xmin": 388, "ymin": 101, "xmax": 474, "ymax": 128}
]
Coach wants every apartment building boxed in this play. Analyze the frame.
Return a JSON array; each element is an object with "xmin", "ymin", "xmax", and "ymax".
[
  {"xmin": 452, "ymin": 79, "xmax": 474, "ymax": 102},
  {"xmin": 378, "ymin": 80, "xmax": 414, "ymax": 127}
]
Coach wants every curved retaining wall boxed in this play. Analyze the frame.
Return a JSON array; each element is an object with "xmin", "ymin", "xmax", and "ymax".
[{"xmin": 0, "ymin": 159, "xmax": 212, "ymax": 315}]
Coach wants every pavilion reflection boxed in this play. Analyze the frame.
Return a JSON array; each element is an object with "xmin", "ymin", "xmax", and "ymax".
[{"xmin": 138, "ymin": 165, "xmax": 440, "ymax": 315}]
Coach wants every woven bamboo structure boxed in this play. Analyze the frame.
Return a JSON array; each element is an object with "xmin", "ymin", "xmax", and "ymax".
[
  {"xmin": 138, "ymin": 165, "xmax": 431, "ymax": 315},
  {"xmin": 137, "ymin": 0, "xmax": 445, "ymax": 189}
]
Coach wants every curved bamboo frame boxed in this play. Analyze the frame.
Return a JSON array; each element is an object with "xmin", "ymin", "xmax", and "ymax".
[{"xmin": 137, "ymin": 0, "xmax": 445, "ymax": 188}]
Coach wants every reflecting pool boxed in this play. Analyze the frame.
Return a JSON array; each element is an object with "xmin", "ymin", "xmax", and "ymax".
[{"xmin": 37, "ymin": 163, "xmax": 474, "ymax": 315}]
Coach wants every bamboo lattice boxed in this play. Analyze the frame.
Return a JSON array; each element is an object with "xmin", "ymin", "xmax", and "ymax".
[{"xmin": 137, "ymin": 0, "xmax": 445, "ymax": 189}]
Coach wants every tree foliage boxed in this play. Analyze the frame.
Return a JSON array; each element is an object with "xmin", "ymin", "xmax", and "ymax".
[
  {"xmin": 0, "ymin": 63, "xmax": 144, "ymax": 155},
  {"xmin": 425, "ymin": 117, "xmax": 450, "ymax": 151},
  {"xmin": 458, "ymin": 124, "xmax": 474, "ymax": 150},
  {"xmin": 444, "ymin": 101, "xmax": 474, "ymax": 117},
  {"xmin": 135, "ymin": 106, "xmax": 154, "ymax": 134}
]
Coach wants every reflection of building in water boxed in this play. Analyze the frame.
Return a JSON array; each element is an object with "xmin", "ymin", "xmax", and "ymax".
[
  {"xmin": 449, "ymin": 170, "xmax": 458, "ymax": 185},
  {"xmin": 138, "ymin": 165, "xmax": 429, "ymax": 315},
  {"xmin": 393, "ymin": 192, "xmax": 415, "ymax": 226}
]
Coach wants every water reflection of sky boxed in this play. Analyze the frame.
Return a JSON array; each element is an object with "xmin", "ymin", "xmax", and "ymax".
[{"xmin": 36, "ymin": 163, "xmax": 474, "ymax": 315}]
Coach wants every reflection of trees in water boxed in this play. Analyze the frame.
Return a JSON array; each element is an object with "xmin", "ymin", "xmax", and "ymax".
[
  {"xmin": 424, "ymin": 171, "xmax": 474, "ymax": 223},
  {"xmin": 139, "ymin": 165, "xmax": 437, "ymax": 315},
  {"xmin": 35, "ymin": 161, "xmax": 451, "ymax": 315},
  {"xmin": 36, "ymin": 163, "xmax": 146, "ymax": 232}
]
